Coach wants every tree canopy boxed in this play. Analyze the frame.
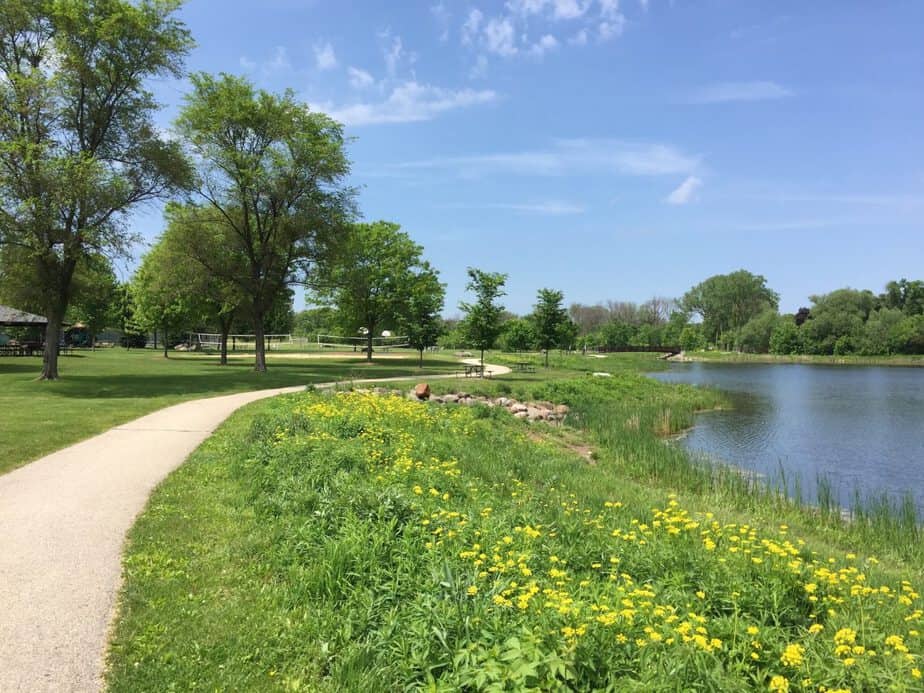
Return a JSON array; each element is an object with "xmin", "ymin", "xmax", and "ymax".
[
  {"xmin": 0, "ymin": 0, "xmax": 193, "ymax": 378},
  {"xmin": 682, "ymin": 270, "xmax": 779, "ymax": 347},
  {"xmin": 175, "ymin": 72, "xmax": 353, "ymax": 372},
  {"xmin": 308, "ymin": 220, "xmax": 442, "ymax": 362},
  {"xmin": 459, "ymin": 268, "xmax": 507, "ymax": 365}
]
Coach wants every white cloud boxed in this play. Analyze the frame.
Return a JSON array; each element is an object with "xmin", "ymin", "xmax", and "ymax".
[
  {"xmin": 569, "ymin": 29, "xmax": 589, "ymax": 45},
  {"xmin": 529, "ymin": 34, "xmax": 559, "ymax": 56},
  {"xmin": 314, "ymin": 42, "xmax": 337, "ymax": 71},
  {"xmin": 484, "ymin": 16, "xmax": 518, "ymax": 56},
  {"xmin": 686, "ymin": 81, "xmax": 793, "ymax": 104},
  {"xmin": 239, "ymin": 56, "xmax": 256, "ymax": 72},
  {"xmin": 507, "ymin": 0, "xmax": 548, "ymax": 15},
  {"xmin": 462, "ymin": 9, "xmax": 484, "ymax": 45},
  {"xmin": 393, "ymin": 139, "xmax": 700, "ymax": 177},
  {"xmin": 666, "ymin": 176, "xmax": 702, "ymax": 205},
  {"xmin": 382, "ymin": 33, "xmax": 413, "ymax": 77},
  {"xmin": 347, "ymin": 66, "xmax": 374, "ymax": 89},
  {"xmin": 639, "ymin": 0, "xmax": 649, "ymax": 11},
  {"xmin": 598, "ymin": 17, "xmax": 626, "ymax": 41},
  {"xmin": 552, "ymin": 0, "xmax": 590, "ymax": 20},
  {"xmin": 431, "ymin": 3, "xmax": 451, "ymax": 42},
  {"xmin": 598, "ymin": 0, "xmax": 621, "ymax": 20},
  {"xmin": 324, "ymin": 81, "xmax": 498, "ymax": 126}
]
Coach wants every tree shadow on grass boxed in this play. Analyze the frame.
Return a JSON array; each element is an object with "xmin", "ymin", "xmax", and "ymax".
[{"xmin": 44, "ymin": 357, "xmax": 461, "ymax": 399}]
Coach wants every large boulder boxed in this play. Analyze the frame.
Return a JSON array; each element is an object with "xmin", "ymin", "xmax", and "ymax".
[{"xmin": 414, "ymin": 383, "xmax": 431, "ymax": 400}]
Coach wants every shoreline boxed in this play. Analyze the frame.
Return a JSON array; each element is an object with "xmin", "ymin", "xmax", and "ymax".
[{"xmin": 669, "ymin": 350, "xmax": 924, "ymax": 368}]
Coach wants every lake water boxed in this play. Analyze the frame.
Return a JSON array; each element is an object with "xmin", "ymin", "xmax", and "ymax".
[{"xmin": 650, "ymin": 362, "xmax": 924, "ymax": 513}]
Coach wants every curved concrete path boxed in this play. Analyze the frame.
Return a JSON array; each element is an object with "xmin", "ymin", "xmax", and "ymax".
[{"xmin": 0, "ymin": 361, "xmax": 510, "ymax": 692}]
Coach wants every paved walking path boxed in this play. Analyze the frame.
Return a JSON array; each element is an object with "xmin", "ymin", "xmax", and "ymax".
[{"xmin": 0, "ymin": 361, "xmax": 509, "ymax": 692}]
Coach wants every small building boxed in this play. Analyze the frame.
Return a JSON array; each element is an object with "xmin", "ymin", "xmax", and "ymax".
[{"xmin": 0, "ymin": 305, "xmax": 48, "ymax": 354}]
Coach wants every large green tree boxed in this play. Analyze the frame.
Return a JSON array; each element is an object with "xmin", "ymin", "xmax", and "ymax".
[
  {"xmin": 175, "ymin": 73, "xmax": 353, "ymax": 372},
  {"xmin": 459, "ymin": 268, "xmax": 507, "ymax": 366},
  {"xmin": 682, "ymin": 270, "xmax": 779, "ymax": 347},
  {"xmin": 0, "ymin": 0, "xmax": 192, "ymax": 378},
  {"xmin": 309, "ymin": 221, "xmax": 439, "ymax": 362},
  {"xmin": 532, "ymin": 288, "xmax": 569, "ymax": 366}
]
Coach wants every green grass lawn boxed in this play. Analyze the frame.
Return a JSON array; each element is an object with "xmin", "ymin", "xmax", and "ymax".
[
  {"xmin": 106, "ymin": 369, "xmax": 924, "ymax": 691},
  {"xmin": 0, "ymin": 348, "xmax": 459, "ymax": 475}
]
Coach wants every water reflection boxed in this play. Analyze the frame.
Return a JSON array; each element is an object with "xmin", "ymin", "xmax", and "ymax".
[{"xmin": 651, "ymin": 363, "xmax": 924, "ymax": 512}]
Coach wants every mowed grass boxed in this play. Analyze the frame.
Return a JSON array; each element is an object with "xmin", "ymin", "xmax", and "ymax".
[
  {"xmin": 106, "ymin": 380, "xmax": 924, "ymax": 691},
  {"xmin": 0, "ymin": 348, "xmax": 459, "ymax": 475}
]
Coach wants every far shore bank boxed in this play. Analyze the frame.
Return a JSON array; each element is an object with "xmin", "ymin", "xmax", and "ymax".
[{"xmin": 670, "ymin": 350, "xmax": 924, "ymax": 367}]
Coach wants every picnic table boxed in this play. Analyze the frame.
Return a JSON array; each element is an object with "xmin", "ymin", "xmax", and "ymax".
[{"xmin": 513, "ymin": 361, "xmax": 536, "ymax": 373}]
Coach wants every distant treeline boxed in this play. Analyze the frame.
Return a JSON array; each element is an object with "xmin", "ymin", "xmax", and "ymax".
[{"xmin": 291, "ymin": 271, "xmax": 924, "ymax": 357}]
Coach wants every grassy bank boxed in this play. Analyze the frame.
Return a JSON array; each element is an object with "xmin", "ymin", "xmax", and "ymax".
[
  {"xmin": 107, "ymin": 358, "xmax": 923, "ymax": 691},
  {"xmin": 0, "ymin": 348, "xmax": 458, "ymax": 475},
  {"xmin": 678, "ymin": 351, "xmax": 924, "ymax": 368}
]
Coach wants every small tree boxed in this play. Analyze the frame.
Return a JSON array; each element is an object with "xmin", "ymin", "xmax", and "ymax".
[
  {"xmin": 69, "ymin": 255, "xmax": 119, "ymax": 349},
  {"xmin": 459, "ymin": 268, "xmax": 507, "ymax": 366},
  {"xmin": 309, "ymin": 221, "xmax": 434, "ymax": 362},
  {"xmin": 131, "ymin": 243, "xmax": 201, "ymax": 358},
  {"xmin": 403, "ymin": 266, "xmax": 445, "ymax": 367},
  {"xmin": 532, "ymin": 288, "xmax": 569, "ymax": 366}
]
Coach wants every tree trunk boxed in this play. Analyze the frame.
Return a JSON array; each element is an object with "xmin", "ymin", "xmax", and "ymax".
[
  {"xmin": 219, "ymin": 318, "xmax": 231, "ymax": 366},
  {"xmin": 419, "ymin": 348, "xmax": 424, "ymax": 368},
  {"xmin": 40, "ymin": 312, "xmax": 63, "ymax": 380},
  {"xmin": 544, "ymin": 349, "xmax": 549, "ymax": 367},
  {"xmin": 480, "ymin": 347, "xmax": 484, "ymax": 367},
  {"xmin": 253, "ymin": 313, "xmax": 267, "ymax": 372},
  {"xmin": 162, "ymin": 323, "xmax": 169, "ymax": 358},
  {"xmin": 366, "ymin": 330, "xmax": 373, "ymax": 362}
]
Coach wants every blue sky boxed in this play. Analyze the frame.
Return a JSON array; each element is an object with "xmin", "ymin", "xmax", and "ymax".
[{"xmin": 136, "ymin": 0, "xmax": 924, "ymax": 316}]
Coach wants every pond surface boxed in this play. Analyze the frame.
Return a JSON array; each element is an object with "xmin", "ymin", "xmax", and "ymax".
[{"xmin": 650, "ymin": 362, "xmax": 924, "ymax": 512}]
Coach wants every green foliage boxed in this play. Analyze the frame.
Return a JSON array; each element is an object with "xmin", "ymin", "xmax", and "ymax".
[
  {"xmin": 175, "ymin": 72, "xmax": 353, "ymax": 371},
  {"xmin": 531, "ymin": 288, "xmax": 569, "ymax": 365},
  {"xmin": 403, "ymin": 266, "xmax": 446, "ymax": 365},
  {"xmin": 499, "ymin": 317, "xmax": 536, "ymax": 352},
  {"xmin": 800, "ymin": 289, "xmax": 875, "ymax": 355},
  {"xmin": 308, "ymin": 220, "xmax": 441, "ymax": 361},
  {"xmin": 735, "ymin": 309, "xmax": 782, "ymax": 354},
  {"xmin": 67, "ymin": 254, "xmax": 120, "ymax": 346},
  {"xmin": 0, "ymin": 0, "xmax": 193, "ymax": 377},
  {"xmin": 682, "ymin": 270, "xmax": 779, "ymax": 346},
  {"xmin": 679, "ymin": 325, "xmax": 707, "ymax": 352},
  {"xmin": 769, "ymin": 319, "xmax": 801, "ymax": 355},
  {"xmin": 293, "ymin": 307, "xmax": 339, "ymax": 338},
  {"xmin": 459, "ymin": 268, "xmax": 507, "ymax": 363},
  {"xmin": 107, "ymin": 381, "xmax": 923, "ymax": 691}
]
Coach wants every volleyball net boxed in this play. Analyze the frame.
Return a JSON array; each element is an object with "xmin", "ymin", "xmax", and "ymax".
[
  {"xmin": 191, "ymin": 333, "xmax": 295, "ymax": 351},
  {"xmin": 315, "ymin": 333, "xmax": 410, "ymax": 350}
]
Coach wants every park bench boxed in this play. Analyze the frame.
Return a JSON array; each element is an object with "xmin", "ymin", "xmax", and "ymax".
[{"xmin": 513, "ymin": 361, "xmax": 536, "ymax": 373}]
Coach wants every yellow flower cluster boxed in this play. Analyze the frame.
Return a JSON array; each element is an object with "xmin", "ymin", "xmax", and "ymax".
[{"xmin": 282, "ymin": 391, "xmax": 923, "ymax": 690}]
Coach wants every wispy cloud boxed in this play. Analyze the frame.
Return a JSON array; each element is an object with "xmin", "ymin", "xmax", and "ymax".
[
  {"xmin": 313, "ymin": 42, "xmax": 337, "ymax": 71},
  {"xmin": 322, "ymin": 81, "xmax": 498, "ymax": 126},
  {"xmin": 666, "ymin": 176, "xmax": 702, "ymax": 205},
  {"xmin": 685, "ymin": 81, "xmax": 793, "ymax": 104},
  {"xmin": 347, "ymin": 66, "xmax": 375, "ymax": 89},
  {"xmin": 391, "ymin": 138, "xmax": 700, "ymax": 177},
  {"xmin": 431, "ymin": 2, "xmax": 451, "ymax": 42},
  {"xmin": 529, "ymin": 34, "xmax": 559, "ymax": 56}
]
